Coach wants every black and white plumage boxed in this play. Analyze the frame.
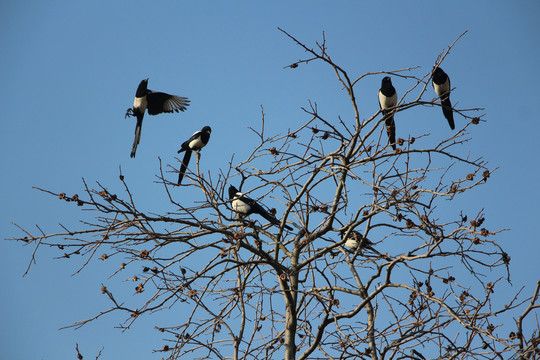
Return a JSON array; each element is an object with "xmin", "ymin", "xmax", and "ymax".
[
  {"xmin": 378, "ymin": 76, "xmax": 398, "ymax": 150},
  {"xmin": 341, "ymin": 230, "xmax": 376, "ymax": 252},
  {"xmin": 125, "ymin": 78, "xmax": 190, "ymax": 158},
  {"xmin": 228, "ymin": 185, "xmax": 293, "ymax": 231},
  {"xmin": 432, "ymin": 67, "xmax": 455, "ymax": 130},
  {"xmin": 177, "ymin": 126, "xmax": 212, "ymax": 185}
]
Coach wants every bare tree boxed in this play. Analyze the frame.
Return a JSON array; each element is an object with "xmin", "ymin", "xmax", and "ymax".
[{"xmin": 11, "ymin": 30, "xmax": 540, "ymax": 360}]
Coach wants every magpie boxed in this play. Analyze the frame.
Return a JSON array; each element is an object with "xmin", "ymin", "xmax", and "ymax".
[
  {"xmin": 177, "ymin": 126, "xmax": 212, "ymax": 185},
  {"xmin": 228, "ymin": 185, "xmax": 293, "ymax": 231},
  {"xmin": 432, "ymin": 67, "xmax": 455, "ymax": 130},
  {"xmin": 341, "ymin": 230, "xmax": 376, "ymax": 252},
  {"xmin": 125, "ymin": 78, "xmax": 190, "ymax": 158},
  {"xmin": 378, "ymin": 76, "xmax": 398, "ymax": 150}
]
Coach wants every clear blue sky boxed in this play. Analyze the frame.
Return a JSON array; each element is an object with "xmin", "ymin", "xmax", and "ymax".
[{"xmin": 1, "ymin": 1, "xmax": 539, "ymax": 359}]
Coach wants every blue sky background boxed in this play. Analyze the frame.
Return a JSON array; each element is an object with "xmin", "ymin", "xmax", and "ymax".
[{"xmin": 1, "ymin": 1, "xmax": 539, "ymax": 359}]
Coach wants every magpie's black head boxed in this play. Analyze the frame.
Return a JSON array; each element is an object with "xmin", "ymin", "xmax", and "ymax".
[
  {"xmin": 432, "ymin": 67, "xmax": 449, "ymax": 85},
  {"xmin": 382, "ymin": 76, "xmax": 392, "ymax": 86},
  {"xmin": 228, "ymin": 185, "xmax": 239, "ymax": 199},
  {"xmin": 433, "ymin": 67, "xmax": 445, "ymax": 77},
  {"xmin": 135, "ymin": 78, "xmax": 149, "ymax": 97},
  {"xmin": 202, "ymin": 126, "xmax": 212, "ymax": 133}
]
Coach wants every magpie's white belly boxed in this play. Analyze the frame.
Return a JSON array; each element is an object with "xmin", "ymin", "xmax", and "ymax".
[
  {"xmin": 379, "ymin": 92, "xmax": 397, "ymax": 109},
  {"xmin": 433, "ymin": 80, "xmax": 450, "ymax": 96},
  {"xmin": 345, "ymin": 238, "xmax": 358, "ymax": 249},
  {"xmin": 134, "ymin": 96, "xmax": 147, "ymax": 111},
  {"xmin": 232, "ymin": 199, "xmax": 250, "ymax": 214},
  {"xmin": 189, "ymin": 137, "xmax": 204, "ymax": 150}
]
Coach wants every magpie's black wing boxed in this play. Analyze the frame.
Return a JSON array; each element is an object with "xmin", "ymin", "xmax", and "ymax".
[
  {"xmin": 146, "ymin": 92, "xmax": 190, "ymax": 115},
  {"xmin": 178, "ymin": 130, "xmax": 202, "ymax": 154}
]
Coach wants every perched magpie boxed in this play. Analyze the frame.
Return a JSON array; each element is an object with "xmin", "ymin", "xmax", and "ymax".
[
  {"xmin": 378, "ymin": 76, "xmax": 398, "ymax": 150},
  {"xmin": 432, "ymin": 67, "xmax": 455, "ymax": 130},
  {"xmin": 177, "ymin": 126, "xmax": 212, "ymax": 185},
  {"xmin": 228, "ymin": 185, "xmax": 293, "ymax": 231},
  {"xmin": 125, "ymin": 78, "xmax": 190, "ymax": 158},
  {"xmin": 341, "ymin": 230, "xmax": 376, "ymax": 252}
]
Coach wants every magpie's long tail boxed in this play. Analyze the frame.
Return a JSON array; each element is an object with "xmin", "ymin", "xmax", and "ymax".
[
  {"xmin": 258, "ymin": 209, "xmax": 293, "ymax": 231},
  {"xmin": 441, "ymin": 95, "xmax": 455, "ymax": 130},
  {"xmin": 130, "ymin": 116, "xmax": 143, "ymax": 158},
  {"xmin": 178, "ymin": 150, "xmax": 192, "ymax": 185},
  {"xmin": 384, "ymin": 112, "xmax": 396, "ymax": 150}
]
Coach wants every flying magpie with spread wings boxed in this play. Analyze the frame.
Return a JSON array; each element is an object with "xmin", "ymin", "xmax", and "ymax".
[
  {"xmin": 125, "ymin": 78, "xmax": 190, "ymax": 158},
  {"xmin": 228, "ymin": 185, "xmax": 293, "ymax": 231},
  {"xmin": 177, "ymin": 126, "xmax": 211, "ymax": 185},
  {"xmin": 378, "ymin": 76, "xmax": 398, "ymax": 150},
  {"xmin": 432, "ymin": 67, "xmax": 455, "ymax": 130}
]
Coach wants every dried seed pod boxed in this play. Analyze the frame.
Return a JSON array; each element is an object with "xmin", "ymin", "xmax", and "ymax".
[{"xmin": 406, "ymin": 219, "xmax": 414, "ymax": 228}]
